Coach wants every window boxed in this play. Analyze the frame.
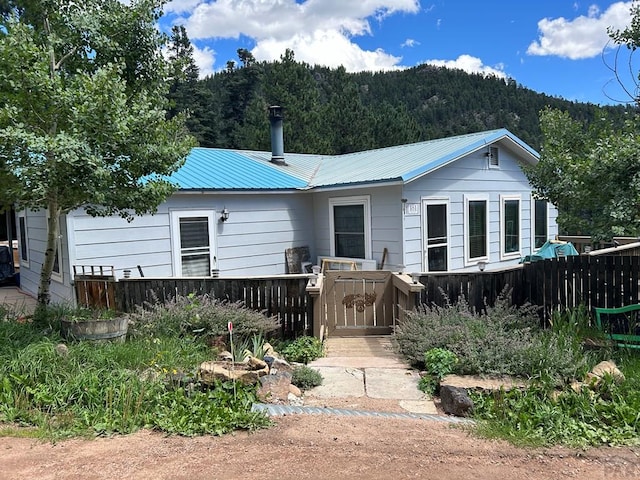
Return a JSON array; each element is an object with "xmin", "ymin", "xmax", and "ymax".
[
  {"xmin": 488, "ymin": 146, "xmax": 499, "ymax": 168},
  {"xmin": 465, "ymin": 196, "xmax": 488, "ymax": 264},
  {"xmin": 17, "ymin": 210, "xmax": 28, "ymax": 267},
  {"xmin": 47, "ymin": 211, "xmax": 63, "ymax": 282},
  {"xmin": 422, "ymin": 199, "xmax": 448, "ymax": 271},
  {"xmin": 533, "ymin": 198, "xmax": 548, "ymax": 250},
  {"xmin": 171, "ymin": 211, "xmax": 216, "ymax": 277},
  {"xmin": 501, "ymin": 195, "xmax": 520, "ymax": 258},
  {"xmin": 329, "ymin": 196, "xmax": 371, "ymax": 259}
]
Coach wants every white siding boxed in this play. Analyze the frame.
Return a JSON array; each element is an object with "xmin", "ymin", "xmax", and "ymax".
[
  {"xmin": 401, "ymin": 144, "xmax": 551, "ymax": 273},
  {"xmin": 17, "ymin": 209, "xmax": 74, "ymax": 303},
  {"xmin": 68, "ymin": 192, "xmax": 316, "ymax": 281},
  {"xmin": 312, "ymin": 185, "xmax": 404, "ymax": 271}
]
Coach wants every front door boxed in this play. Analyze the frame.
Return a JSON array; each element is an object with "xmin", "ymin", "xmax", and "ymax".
[{"xmin": 422, "ymin": 199, "xmax": 448, "ymax": 272}]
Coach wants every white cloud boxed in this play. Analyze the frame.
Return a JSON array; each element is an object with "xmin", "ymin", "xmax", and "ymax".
[
  {"xmin": 402, "ymin": 38, "xmax": 419, "ymax": 48},
  {"xmin": 527, "ymin": 1, "xmax": 632, "ymax": 59},
  {"xmin": 252, "ymin": 29, "xmax": 402, "ymax": 71},
  {"xmin": 192, "ymin": 43, "xmax": 216, "ymax": 77},
  {"xmin": 165, "ymin": 0, "xmax": 204, "ymax": 14},
  {"xmin": 167, "ymin": 0, "xmax": 419, "ymax": 72},
  {"xmin": 423, "ymin": 54, "xmax": 507, "ymax": 79}
]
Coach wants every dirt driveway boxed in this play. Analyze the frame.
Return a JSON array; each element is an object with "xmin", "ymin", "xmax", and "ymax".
[{"xmin": 2, "ymin": 413, "xmax": 639, "ymax": 480}]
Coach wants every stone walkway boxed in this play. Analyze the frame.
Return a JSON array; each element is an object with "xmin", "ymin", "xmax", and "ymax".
[
  {"xmin": 306, "ymin": 336, "xmax": 439, "ymax": 415},
  {"xmin": 0, "ymin": 285, "xmax": 38, "ymax": 316}
]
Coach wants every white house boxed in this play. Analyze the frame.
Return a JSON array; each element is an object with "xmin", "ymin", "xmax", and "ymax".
[{"xmin": 16, "ymin": 109, "xmax": 557, "ymax": 304}]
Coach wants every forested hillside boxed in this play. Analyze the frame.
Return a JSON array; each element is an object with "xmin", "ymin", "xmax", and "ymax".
[{"xmin": 169, "ymin": 31, "xmax": 634, "ymax": 154}]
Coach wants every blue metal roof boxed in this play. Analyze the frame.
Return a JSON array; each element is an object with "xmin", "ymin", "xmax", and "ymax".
[
  {"xmin": 168, "ymin": 129, "xmax": 538, "ymax": 191},
  {"xmin": 167, "ymin": 148, "xmax": 308, "ymax": 190}
]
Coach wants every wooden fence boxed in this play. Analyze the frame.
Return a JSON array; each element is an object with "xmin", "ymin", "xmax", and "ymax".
[
  {"xmin": 417, "ymin": 255, "xmax": 640, "ymax": 322},
  {"xmin": 114, "ymin": 275, "xmax": 312, "ymax": 338},
  {"xmin": 74, "ymin": 254, "xmax": 640, "ymax": 336}
]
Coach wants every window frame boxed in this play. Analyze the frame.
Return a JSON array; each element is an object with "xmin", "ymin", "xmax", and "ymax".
[
  {"xmin": 329, "ymin": 195, "xmax": 371, "ymax": 259},
  {"xmin": 500, "ymin": 194, "xmax": 521, "ymax": 260},
  {"xmin": 17, "ymin": 210, "xmax": 29, "ymax": 268},
  {"xmin": 421, "ymin": 197, "xmax": 449, "ymax": 272},
  {"xmin": 170, "ymin": 210, "xmax": 217, "ymax": 277},
  {"xmin": 531, "ymin": 196, "xmax": 549, "ymax": 251},
  {"xmin": 464, "ymin": 195, "xmax": 489, "ymax": 266}
]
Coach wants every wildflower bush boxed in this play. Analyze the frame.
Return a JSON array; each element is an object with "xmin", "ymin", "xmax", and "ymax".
[
  {"xmin": 394, "ymin": 290, "xmax": 589, "ymax": 383},
  {"xmin": 126, "ymin": 293, "xmax": 280, "ymax": 343}
]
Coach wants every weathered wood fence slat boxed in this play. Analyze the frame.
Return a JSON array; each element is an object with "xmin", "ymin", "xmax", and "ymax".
[{"xmin": 417, "ymin": 255, "xmax": 640, "ymax": 322}]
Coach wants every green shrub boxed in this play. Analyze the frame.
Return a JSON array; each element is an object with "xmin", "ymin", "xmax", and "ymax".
[
  {"xmin": 394, "ymin": 290, "xmax": 589, "ymax": 383},
  {"xmin": 424, "ymin": 348, "xmax": 458, "ymax": 378},
  {"xmin": 417, "ymin": 348, "xmax": 458, "ymax": 396},
  {"xmin": 127, "ymin": 293, "xmax": 280, "ymax": 342},
  {"xmin": 291, "ymin": 365, "xmax": 323, "ymax": 390},
  {"xmin": 281, "ymin": 336, "xmax": 324, "ymax": 364}
]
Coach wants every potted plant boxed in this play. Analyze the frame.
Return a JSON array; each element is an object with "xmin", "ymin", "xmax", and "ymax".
[{"xmin": 60, "ymin": 307, "xmax": 129, "ymax": 343}]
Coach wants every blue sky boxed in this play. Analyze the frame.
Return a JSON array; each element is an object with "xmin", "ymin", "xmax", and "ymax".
[{"xmin": 160, "ymin": 1, "xmax": 638, "ymax": 106}]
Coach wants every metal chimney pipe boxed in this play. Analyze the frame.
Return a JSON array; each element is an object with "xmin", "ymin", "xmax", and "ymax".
[{"xmin": 268, "ymin": 105, "xmax": 286, "ymax": 165}]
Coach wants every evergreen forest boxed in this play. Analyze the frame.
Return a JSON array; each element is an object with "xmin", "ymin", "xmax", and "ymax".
[{"xmin": 168, "ymin": 29, "xmax": 635, "ymax": 155}]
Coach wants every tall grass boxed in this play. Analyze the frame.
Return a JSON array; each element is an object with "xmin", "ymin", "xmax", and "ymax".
[{"xmin": 0, "ymin": 303, "xmax": 271, "ymax": 439}]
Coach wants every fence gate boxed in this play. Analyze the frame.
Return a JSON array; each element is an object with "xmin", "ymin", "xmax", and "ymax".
[{"xmin": 323, "ymin": 270, "xmax": 394, "ymax": 336}]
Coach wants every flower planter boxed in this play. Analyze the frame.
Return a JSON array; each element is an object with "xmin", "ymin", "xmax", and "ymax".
[{"xmin": 61, "ymin": 316, "xmax": 129, "ymax": 343}]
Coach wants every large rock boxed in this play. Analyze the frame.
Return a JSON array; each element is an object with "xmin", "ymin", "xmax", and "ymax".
[
  {"xmin": 586, "ymin": 360, "xmax": 625, "ymax": 385},
  {"xmin": 269, "ymin": 357, "xmax": 294, "ymax": 375},
  {"xmin": 440, "ymin": 385, "xmax": 474, "ymax": 417},
  {"xmin": 257, "ymin": 371, "xmax": 293, "ymax": 404},
  {"xmin": 199, "ymin": 361, "xmax": 269, "ymax": 386},
  {"xmin": 246, "ymin": 355, "xmax": 268, "ymax": 371}
]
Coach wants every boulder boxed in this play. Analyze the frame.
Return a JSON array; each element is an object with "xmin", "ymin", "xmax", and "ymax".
[
  {"xmin": 269, "ymin": 357, "xmax": 294, "ymax": 375},
  {"xmin": 586, "ymin": 360, "xmax": 625, "ymax": 385},
  {"xmin": 217, "ymin": 350, "xmax": 234, "ymax": 362},
  {"xmin": 263, "ymin": 343, "xmax": 281, "ymax": 359},
  {"xmin": 199, "ymin": 361, "xmax": 268, "ymax": 386},
  {"xmin": 288, "ymin": 383, "xmax": 302, "ymax": 397},
  {"xmin": 440, "ymin": 385, "xmax": 474, "ymax": 417},
  {"xmin": 246, "ymin": 355, "xmax": 268, "ymax": 371},
  {"xmin": 257, "ymin": 371, "xmax": 293, "ymax": 404}
]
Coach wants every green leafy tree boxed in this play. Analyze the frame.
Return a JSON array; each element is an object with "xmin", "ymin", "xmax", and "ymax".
[
  {"xmin": 526, "ymin": 108, "xmax": 640, "ymax": 240},
  {"xmin": 526, "ymin": 3, "xmax": 640, "ymax": 241},
  {"xmin": 0, "ymin": 0, "xmax": 195, "ymax": 306}
]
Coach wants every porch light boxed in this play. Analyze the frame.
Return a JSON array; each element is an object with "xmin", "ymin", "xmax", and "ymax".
[
  {"xmin": 411, "ymin": 272, "xmax": 420, "ymax": 284},
  {"xmin": 477, "ymin": 261, "xmax": 487, "ymax": 272},
  {"xmin": 220, "ymin": 208, "xmax": 230, "ymax": 222}
]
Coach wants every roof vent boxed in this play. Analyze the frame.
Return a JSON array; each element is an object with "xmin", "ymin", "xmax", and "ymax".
[{"xmin": 268, "ymin": 105, "xmax": 287, "ymax": 166}]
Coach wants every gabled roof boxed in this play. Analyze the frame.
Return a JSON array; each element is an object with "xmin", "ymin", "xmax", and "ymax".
[{"xmin": 167, "ymin": 128, "xmax": 538, "ymax": 191}]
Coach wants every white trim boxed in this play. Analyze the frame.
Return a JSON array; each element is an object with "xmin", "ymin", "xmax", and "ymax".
[
  {"xmin": 500, "ymin": 194, "xmax": 521, "ymax": 260},
  {"xmin": 421, "ymin": 197, "xmax": 450, "ymax": 272},
  {"xmin": 464, "ymin": 194, "xmax": 489, "ymax": 266},
  {"xmin": 328, "ymin": 195, "xmax": 371, "ymax": 259},
  {"xmin": 16, "ymin": 210, "xmax": 29, "ymax": 268},
  {"xmin": 170, "ymin": 210, "xmax": 217, "ymax": 277},
  {"xmin": 530, "ymin": 195, "xmax": 549, "ymax": 252}
]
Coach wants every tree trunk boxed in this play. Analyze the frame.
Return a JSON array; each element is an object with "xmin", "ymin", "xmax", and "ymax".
[{"xmin": 37, "ymin": 200, "xmax": 61, "ymax": 307}]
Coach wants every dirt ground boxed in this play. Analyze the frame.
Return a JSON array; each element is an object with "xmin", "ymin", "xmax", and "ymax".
[{"xmin": 2, "ymin": 402, "xmax": 639, "ymax": 480}]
